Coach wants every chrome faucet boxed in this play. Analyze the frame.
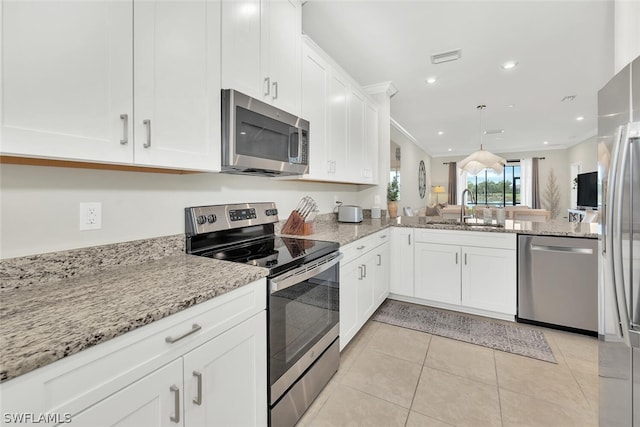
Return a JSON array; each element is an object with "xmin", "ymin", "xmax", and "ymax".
[{"xmin": 460, "ymin": 189, "xmax": 476, "ymax": 223}]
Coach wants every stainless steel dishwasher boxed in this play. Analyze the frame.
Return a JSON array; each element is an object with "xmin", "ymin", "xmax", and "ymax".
[{"xmin": 517, "ymin": 235, "xmax": 598, "ymax": 334}]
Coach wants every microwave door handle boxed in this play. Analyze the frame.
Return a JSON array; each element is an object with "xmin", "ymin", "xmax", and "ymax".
[{"xmin": 288, "ymin": 131, "xmax": 300, "ymax": 161}]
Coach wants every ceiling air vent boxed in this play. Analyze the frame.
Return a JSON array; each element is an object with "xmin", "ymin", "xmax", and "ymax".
[{"xmin": 430, "ymin": 49, "xmax": 462, "ymax": 64}]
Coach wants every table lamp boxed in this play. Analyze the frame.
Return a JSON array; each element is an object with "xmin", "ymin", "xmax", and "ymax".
[{"xmin": 433, "ymin": 186, "xmax": 446, "ymax": 204}]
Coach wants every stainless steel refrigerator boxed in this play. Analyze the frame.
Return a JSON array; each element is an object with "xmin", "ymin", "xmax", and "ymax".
[{"xmin": 598, "ymin": 54, "xmax": 640, "ymax": 426}]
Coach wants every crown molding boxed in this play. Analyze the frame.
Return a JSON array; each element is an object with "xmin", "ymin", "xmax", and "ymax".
[{"xmin": 363, "ymin": 81, "xmax": 398, "ymax": 98}]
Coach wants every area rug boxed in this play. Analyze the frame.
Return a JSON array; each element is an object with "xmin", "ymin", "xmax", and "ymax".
[{"xmin": 372, "ymin": 299, "xmax": 557, "ymax": 363}]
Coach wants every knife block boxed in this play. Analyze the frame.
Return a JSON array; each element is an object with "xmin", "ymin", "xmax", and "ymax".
[{"xmin": 281, "ymin": 210, "xmax": 316, "ymax": 236}]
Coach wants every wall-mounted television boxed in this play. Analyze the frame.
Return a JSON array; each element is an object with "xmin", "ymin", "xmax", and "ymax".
[{"xmin": 577, "ymin": 171, "xmax": 598, "ymax": 208}]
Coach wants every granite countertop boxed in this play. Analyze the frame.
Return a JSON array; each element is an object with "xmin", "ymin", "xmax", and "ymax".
[
  {"xmin": 279, "ymin": 216, "xmax": 392, "ymax": 246},
  {"xmin": 393, "ymin": 216, "xmax": 599, "ymax": 238},
  {"xmin": 1, "ymin": 215, "xmax": 597, "ymax": 383},
  {"xmin": 0, "ymin": 236, "xmax": 268, "ymax": 383},
  {"xmin": 281, "ymin": 214, "xmax": 598, "ymax": 244}
]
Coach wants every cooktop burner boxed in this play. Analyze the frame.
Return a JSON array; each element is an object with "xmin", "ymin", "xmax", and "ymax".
[
  {"xmin": 185, "ymin": 202, "xmax": 339, "ymax": 276},
  {"xmin": 198, "ymin": 236, "xmax": 338, "ymax": 276}
]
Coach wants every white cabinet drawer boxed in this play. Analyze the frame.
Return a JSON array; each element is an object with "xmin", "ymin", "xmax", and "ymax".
[
  {"xmin": 0, "ymin": 279, "xmax": 266, "ymax": 423},
  {"xmin": 340, "ymin": 229, "xmax": 390, "ymax": 265},
  {"xmin": 414, "ymin": 228, "xmax": 516, "ymax": 250}
]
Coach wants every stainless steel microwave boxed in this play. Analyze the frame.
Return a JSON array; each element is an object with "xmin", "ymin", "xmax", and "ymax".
[{"xmin": 221, "ymin": 89, "xmax": 309, "ymax": 176}]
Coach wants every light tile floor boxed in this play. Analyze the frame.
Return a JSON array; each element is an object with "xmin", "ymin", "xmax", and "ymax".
[{"xmin": 298, "ymin": 317, "xmax": 598, "ymax": 427}]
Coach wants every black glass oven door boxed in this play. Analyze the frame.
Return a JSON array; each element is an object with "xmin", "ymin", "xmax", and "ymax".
[{"xmin": 269, "ymin": 254, "xmax": 340, "ymax": 403}]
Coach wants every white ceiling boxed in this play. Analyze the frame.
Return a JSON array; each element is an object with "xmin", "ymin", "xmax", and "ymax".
[{"xmin": 301, "ymin": 0, "xmax": 615, "ymax": 157}]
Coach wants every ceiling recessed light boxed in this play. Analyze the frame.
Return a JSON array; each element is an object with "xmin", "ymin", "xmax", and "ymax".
[
  {"xmin": 543, "ymin": 141, "xmax": 549, "ymax": 145},
  {"xmin": 437, "ymin": 130, "xmax": 444, "ymax": 135},
  {"xmin": 426, "ymin": 77, "xmax": 437, "ymax": 84},
  {"xmin": 484, "ymin": 129, "xmax": 504, "ymax": 135},
  {"xmin": 507, "ymin": 104, "xmax": 515, "ymax": 108},
  {"xmin": 448, "ymin": 148, "xmax": 453, "ymax": 152},
  {"xmin": 576, "ymin": 116, "xmax": 584, "ymax": 121},
  {"xmin": 501, "ymin": 60, "xmax": 518, "ymax": 70}
]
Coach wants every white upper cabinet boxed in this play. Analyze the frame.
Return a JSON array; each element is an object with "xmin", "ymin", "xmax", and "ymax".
[
  {"xmin": 1, "ymin": 0, "xmax": 133, "ymax": 163},
  {"xmin": 327, "ymin": 71, "xmax": 350, "ymax": 178},
  {"xmin": 134, "ymin": 0, "xmax": 221, "ymax": 171},
  {"xmin": 262, "ymin": 0, "xmax": 301, "ymax": 115},
  {"xmin": 294, "ymin": 36, "xmax": 380, "ymax": 184},
  {"xmin": 348, "ymin": 88, "xmax": 366, "ymax": 182},
  {"xmin": 221, "ymin": 0, "xmax": 301, "ymax": 116},
  {"xmin": 1, "ymin": 0, "xmax": 221, "ymax": 172},
  {"xmin": 363, "ymin": 100, "xmax": 379, "ymax": 182},
  {"xmin": 301, "ymin": 42, "xmax": 330, "ymax": 180},
  {"xmin": 220, "ymin": 0, "xmax": 262, "ymax": 98}
]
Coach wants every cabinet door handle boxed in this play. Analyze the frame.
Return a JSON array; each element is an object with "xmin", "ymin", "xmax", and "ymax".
[
  {"xmin": 165, "ymin": 324, "xmax": 202, "ymax": 343},
  {"xmin": 357, "ymin": 245, "xmax": 365, "ymax": 250},
  {"xmin": 408, "ymin": 234, "xmax": 411, "ymax": 245},
  {"xmin": 170, "ymin": 385, "xmax": 180, "ymax": 423},
  {"xmin": 455, "ymin": 253, "xmax": 458, "ymax": 264},
  {"xmin": 264, "ymin": 77, "xmax": 271, "ymax": 96},
  {"xmin": 120, "ymin": 114, "xmax": 128, "ymax": 145},
  {"xmin": 272, "ymin": 81, "xmax": 278, "ymax": 100},
  {"xmin": 358, "ymin": 266, "xmax": 363, "ymax": 280},
  {"xmin": 363, "ymin": 264, "xmax": 367, "ymax": 277},
  {"xmin": 465, "ymin": 253, "xmax": 468, "ymax": 265},
  {"xmin": 377, "ymin": 254, "xmax": 381, "ymax": 266},
  {"xmin": 143, "ymin": 119, "xmax": 151, "ymax": 148},
  {"xmin": 380, "ymin": 235, "xmax": 387, "ymax": 239},
  {"xmin": 193, "ymin": 371, "xmax": 203, "ymax": 406}
]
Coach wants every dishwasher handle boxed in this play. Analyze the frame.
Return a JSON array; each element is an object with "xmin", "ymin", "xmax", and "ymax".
[{"xmin": 530, "ymin": 244, "xmax": 593, "ymax": 255}]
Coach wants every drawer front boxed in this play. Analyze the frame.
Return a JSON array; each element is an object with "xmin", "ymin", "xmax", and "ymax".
[
  {"xmin": 414, "ymin": 228, "xmax": 516, "ymax": 250},
  {"xmin": 341, "ymin": 229, "xmax": 389, "ymax": 265},
  {"xmin": 0, "ymin": 279, "xmax": 267, "ymax": 421}
]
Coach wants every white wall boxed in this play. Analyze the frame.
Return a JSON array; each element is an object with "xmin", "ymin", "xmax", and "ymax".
[
  {"xmin": 431, "ymin": 148, "xmax": 571, "ymax": 217},
  {"xmin": 567, "ymin": 136, "xmax": 597, "ymax": 173},
  {"xmin": 0, "ymin": 164, "xmax": 362, "ymax": 258},
  {"xmin": 390, "ymin": 123, "xmax": 432, "ymax": 211}
]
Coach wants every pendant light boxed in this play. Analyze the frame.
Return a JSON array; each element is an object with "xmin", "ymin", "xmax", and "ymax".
[{"xmin": 458, "ymin": 105, "xmax": 506, "ymax": 175}]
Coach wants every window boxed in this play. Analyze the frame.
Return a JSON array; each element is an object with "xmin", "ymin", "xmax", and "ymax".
[{"xmin": 466, "ymin": 164, "xmax": 520, "ymax": 206}]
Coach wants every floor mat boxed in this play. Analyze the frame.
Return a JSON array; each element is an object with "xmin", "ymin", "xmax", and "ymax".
[{"xmin": 372, "ymin": 299, "xmax": 557, "ymax": 363}]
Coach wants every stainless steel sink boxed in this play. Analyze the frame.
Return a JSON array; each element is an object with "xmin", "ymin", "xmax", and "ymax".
[{"xmin": 462, "ymin": 223, "xmax": 505, "ymax": 229}]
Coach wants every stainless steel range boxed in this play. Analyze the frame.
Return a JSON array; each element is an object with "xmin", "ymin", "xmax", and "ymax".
[{"xmin": 185, "ymin": 202, "xmax": 341, "ymax": 427}]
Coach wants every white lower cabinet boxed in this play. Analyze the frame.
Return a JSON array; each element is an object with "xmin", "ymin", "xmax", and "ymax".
[
  {"xmin": 390, "ymin": 228, "xmax": 517, "ymax": 320},
  {"xmin": 0, "ymin": 280, "xmax": 267, "ymax": 427},
  {"xmin": 390, "ymin": 227, "xmax": 414, "ymax": 296},
  {"xmin": 183, "ymin": 312, "xmax": 266, "ymax": 427},
  {"xmin": 70, "ymin": 359, "xmax": 183, "ymax": 427},
  {"xmin": 461, "ymin": 246, "xmax": 516, "ymax": 315},
  {"xmin": 73, "ymin": 312, "xmax": 266, "ymax": 427},
  {"xmin": 412, "ymin": 229, "xmax": 517, "ymax": 319},
  {"xmin": 414, "ymin": 242, "xmax": 461, "ymax": 305},
  {"xmin": 340, "ymin": 230, "xmax": 390, "ymax": 350},
  {"xmin": 374, "ymin": 242, "xmax": 391, "ymax": 306}
]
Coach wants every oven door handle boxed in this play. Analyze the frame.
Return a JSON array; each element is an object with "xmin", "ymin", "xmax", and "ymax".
[{"xmin": 270, "ymin": 252, "xmax": 343, "ymax": 294}]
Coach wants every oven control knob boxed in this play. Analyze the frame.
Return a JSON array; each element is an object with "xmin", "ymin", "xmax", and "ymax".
[
  {"xmin": 196, "ymin": 215, "xmax": 207, "ymax": 225},
  {"xmin": 207, "ymin": 214, "xmax": 217, "ymax": 223}
]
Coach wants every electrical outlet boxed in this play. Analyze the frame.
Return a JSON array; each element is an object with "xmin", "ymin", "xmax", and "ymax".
[
  {"xmin": 334, "ymin": 195, "xmax": 341, "ymax": 205},
  {"xmin": 80, "ymin": 202, "xmax": 102, "ymax": 230}
]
